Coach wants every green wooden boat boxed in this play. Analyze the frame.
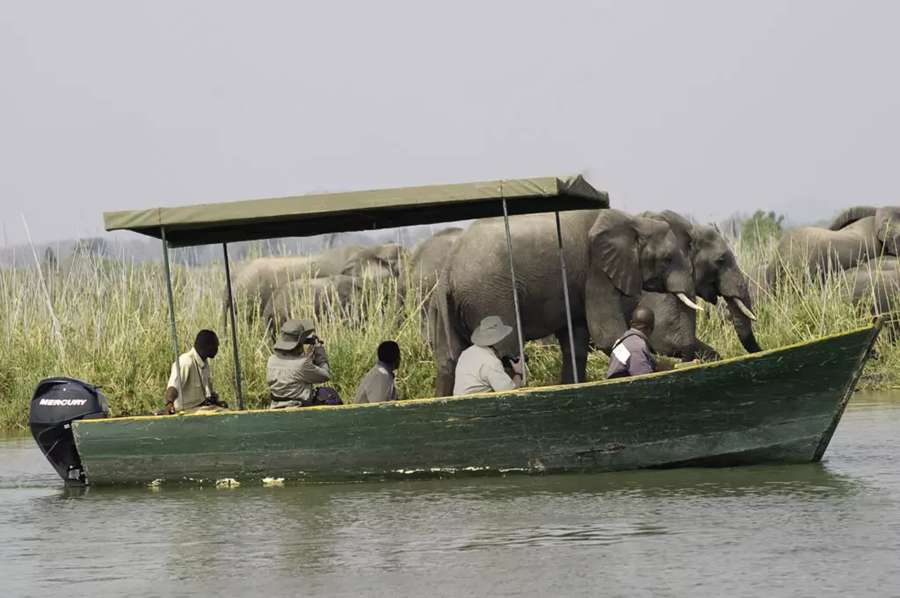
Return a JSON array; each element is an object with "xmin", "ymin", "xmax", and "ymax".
[
  {"xmin": 72, "ymin": 320, "xmax": 880, "ymax": 486},
  {"xmin": 28, "ymin": 175, "xmax": 882, "ymax": 486}
]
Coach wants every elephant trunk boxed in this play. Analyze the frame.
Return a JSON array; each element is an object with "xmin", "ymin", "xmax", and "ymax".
[
  {"xmin": 725, "ymin": 296, "xmax": 762, "ymax": 353},
  {"xmin": 719, "ymin": 267, "xmax": 762, "ymax": 354}
]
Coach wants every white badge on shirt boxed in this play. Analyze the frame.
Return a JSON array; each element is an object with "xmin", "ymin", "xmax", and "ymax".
[{"xmin": 612, "ymin": 342, "xmax": 631, "ymax": 364}]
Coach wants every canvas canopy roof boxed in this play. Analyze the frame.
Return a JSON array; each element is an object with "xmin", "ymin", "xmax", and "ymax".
[{"xmin": 103, "ymin": 174, "xmax": 608, "ymax": 248}]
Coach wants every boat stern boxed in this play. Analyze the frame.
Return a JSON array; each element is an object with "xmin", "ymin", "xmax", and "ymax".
[{"xmin": 29, "ymin": 378, "xmax": 109, "ymax": 485}]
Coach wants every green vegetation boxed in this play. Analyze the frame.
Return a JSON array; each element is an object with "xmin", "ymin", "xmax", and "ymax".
[
  {"xmin": 0, "ymin": 239, "xmax": 896, "ymax": 431},
  {"xmin": 739, "ymin": 210, "xmax": 786, "ymax": 251}
]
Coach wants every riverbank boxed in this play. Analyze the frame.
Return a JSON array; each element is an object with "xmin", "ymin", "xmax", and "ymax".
[{"xmin": 0, "ymin": 249, "xmax": 897, "ymax": 431}]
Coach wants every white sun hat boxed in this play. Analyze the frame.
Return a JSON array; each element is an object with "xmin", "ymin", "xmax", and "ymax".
[{"xmin": 471, "ymin": 315, "xmax": 514, "ymax": 347}]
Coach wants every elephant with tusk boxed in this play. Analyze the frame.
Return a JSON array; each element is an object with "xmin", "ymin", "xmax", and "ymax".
[
  {"xmin": 429, "ymin": 209, "xmax": 698, "ymax": 396},
  {"xmin": 637, "ymin": 211, "xmax": 762, "ymax": 361}
]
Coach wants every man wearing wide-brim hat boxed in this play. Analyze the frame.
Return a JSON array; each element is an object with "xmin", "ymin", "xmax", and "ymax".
[
  {"xmin": 267, "ymin": 319, "xmax": 332, "ymax": 409},
  {"xmin": 453, "ymin": 315, "xmax": 524, "ymax": 396}
]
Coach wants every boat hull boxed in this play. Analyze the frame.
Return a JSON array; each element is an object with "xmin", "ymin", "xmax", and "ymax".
[{"xmin": 72, "ymin": 322, "xmax": 881, "ymax": 486}]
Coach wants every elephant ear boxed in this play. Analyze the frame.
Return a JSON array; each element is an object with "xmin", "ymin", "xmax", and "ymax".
[
  {"xmin": 589, "ymin": 211, "xmax": 641, "ymax": 297},
  {"xmin": 655, "ymin": 210, "xmax": 693, "ymax": 256}
]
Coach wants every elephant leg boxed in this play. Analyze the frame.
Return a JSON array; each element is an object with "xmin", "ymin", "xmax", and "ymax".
[
  {"xmin": 588, "ymin": 293, "xmax": 636, "ymax": 357},
  {"xmin": 431, "ymin": 284, "xmax": 467, "ymax": 397},
  {"xmin": 435, "ymin": 359, "xmax": 455, "ymax": 398},
  {"xmin": 693, "ymin": 339, "xmax": 721, "ymax": 362},
  {"xmin": 556, "ymin": 320, "xmax": 590, "ymax": 384}
]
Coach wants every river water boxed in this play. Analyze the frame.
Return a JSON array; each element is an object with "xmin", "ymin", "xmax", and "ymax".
[{"xmin": 2, "ymin": 393, "xmax": 899, "ymax": 598}]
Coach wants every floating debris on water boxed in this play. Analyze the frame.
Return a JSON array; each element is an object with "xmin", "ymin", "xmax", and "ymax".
[
  {"xmin": 216, "ymin": 478, "xmax": 240, "ymax": 488},
  {"xmin": 262, "ymin": 477, "xmax": 284, "ymax": 486}
]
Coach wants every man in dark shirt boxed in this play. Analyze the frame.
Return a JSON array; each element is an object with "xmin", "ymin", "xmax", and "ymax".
[
  {"xmin": 354, "ymin": 340, "xmax": 401, "ymax": 404},
  {"xmin": 607, "ymin": 307, "xmax": 698, "ymax": 379}
]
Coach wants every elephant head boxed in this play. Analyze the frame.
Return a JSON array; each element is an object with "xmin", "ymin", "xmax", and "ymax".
[
  {"xmin": 342, "ymin": 242, "xmax": 407, "ymax": 279},
  {"xmin": 689, "ymin": 225, "xmax": 761, "ymax": 352},
  {"xmin": 641, "ymin": 210, "xmax": 761, "ymax": 355},
  {"xmin": 313, "ymin": 244, "xmax": 364, "ymax": 277},
  {"xmin": 586, "ymin": 210, "xmax": 699, "ymax": 353},
  {"xmin": 875, "ymin": 208, "xmax": 900, "ymax": 257},
  {"xmin": 590, "ymin": 210, "xmax": 697, "ymax": 299}
]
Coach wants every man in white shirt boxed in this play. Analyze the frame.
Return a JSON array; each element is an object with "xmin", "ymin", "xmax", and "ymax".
[{"xmin": 453, "ymin": 316, "xmax": 524, "ymax": 396}]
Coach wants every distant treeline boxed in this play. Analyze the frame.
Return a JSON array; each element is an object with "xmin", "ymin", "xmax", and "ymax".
[
  {"xmin": 1, "ymin": 208, "xmax": 831, "ymax": 271},
  {"xmin": 0, "ymin": 223, "xmax": 465, "ymax": 270}
]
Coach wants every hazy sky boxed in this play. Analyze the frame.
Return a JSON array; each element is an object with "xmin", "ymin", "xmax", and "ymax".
[{"xmin": 1, "ymin": 1, "xmax": 898, "ymax": 245}]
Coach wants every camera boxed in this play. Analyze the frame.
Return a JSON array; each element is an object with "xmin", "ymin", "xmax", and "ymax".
[
  {"xmin": 304, "ymin": 335, "xmax": 323, "ymax": 346},
  {"xmin": 501, "ymin": 353, "xmax": 529, "ymax": 369}
]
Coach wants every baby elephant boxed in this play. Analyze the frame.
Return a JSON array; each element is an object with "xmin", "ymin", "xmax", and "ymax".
[
  {"xmin": 263, "ymin": 275, "xmax": 364, "ymax": 337},
  {"xmin": 843, "ymin": 259, "xmax": 900, "ymax": 340}
]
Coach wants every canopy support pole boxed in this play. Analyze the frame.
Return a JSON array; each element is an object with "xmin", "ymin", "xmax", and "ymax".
[
  {"xmin": 222, "ymin": 243, "xmax": 244, "ymax": 410},
  {"xmin": 501, "ymin": 198, "xmax": 527, "ymax": 385},
  {"xmin": 160, "ymin": 227, "xmax": 183, "ymax": 408},
  {"xmin": 555, "ymin": 212, "xmax": 579, "ymax": 384}
]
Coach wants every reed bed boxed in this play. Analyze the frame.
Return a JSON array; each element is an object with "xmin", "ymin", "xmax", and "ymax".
[{"xmin": 0, "ymin": 240, "xmax": 896, "ymax": 431}]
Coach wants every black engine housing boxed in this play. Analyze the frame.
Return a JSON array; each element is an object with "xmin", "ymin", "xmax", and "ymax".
[{"xmin": 29, "ymin": 377, "xmax": 109, "ymax": 485}]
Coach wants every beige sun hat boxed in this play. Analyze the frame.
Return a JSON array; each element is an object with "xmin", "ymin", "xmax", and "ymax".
[
  {"xmin": 273, "ymin": 319, "xmax": 316, "ymax": 351},
  {"xmin": 470, "ymin": 316, "xmax": 514, "ymax": 347}
]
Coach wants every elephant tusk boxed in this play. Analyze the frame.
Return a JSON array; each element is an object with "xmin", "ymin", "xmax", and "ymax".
[
  {"xmin": 676, "ymin": 293, "xmax": 704, "ymax": 312},
  {"xmin": 732, "ymin": 298, "xmax": 758, "ymax": 321}
]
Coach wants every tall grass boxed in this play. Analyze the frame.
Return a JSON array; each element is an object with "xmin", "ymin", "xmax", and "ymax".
[
  {"xmin": 696, "ymin": 237, "xmax": 900, "ymax": 387},
  {"xmin": 0, "ymin": 239, "xmax": 896, "ymax": 431}
]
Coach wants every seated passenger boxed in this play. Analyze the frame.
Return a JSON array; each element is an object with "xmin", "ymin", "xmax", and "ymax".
[
  {"xmin": 453, "ymin": 316, "xmax": 524, "ymax": 396},
  {"xmin": 354, "ymin": 341, "xmax": 401, "ymax": 404},
  {"xmin": 165, "ymin": 330, "xmax": 228, "ymax": 414},
  {"xmin": 607, "ymin": 307, "xmax": 699, "ymax": 379},
  {"xmin": 267, "ymin": 319, "xmax": 331, "ymax": 409}
]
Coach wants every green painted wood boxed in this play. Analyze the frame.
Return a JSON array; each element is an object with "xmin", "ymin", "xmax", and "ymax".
[{"xmin": 72, "ymin": 323, "xmax": 881, "ymax": 486}]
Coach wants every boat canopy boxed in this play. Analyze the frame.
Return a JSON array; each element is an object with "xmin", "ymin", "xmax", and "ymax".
[{"xmin": 103, "ymin": 174, "xmax": 608, "ymax": 248}]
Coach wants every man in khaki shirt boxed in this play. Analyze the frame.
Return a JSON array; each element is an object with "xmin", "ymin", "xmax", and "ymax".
[
  {"xmin": 165, "ymin": 330, "xmax": 228, "ymax": 414},
  {"xmin": 453, "ymin": 316, "xmax": 524, "ymax": 396},
  {"xmin": 267, "ymin": 320, "xmax": 332, "ymax": 409},
  {"xmin": 354, "ymin": 341, "xmax": 401, "ymax": 404}
]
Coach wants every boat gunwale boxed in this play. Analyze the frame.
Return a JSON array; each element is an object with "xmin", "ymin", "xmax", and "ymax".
[{"xmin": 75, "ymin": 317, "xmax": 883, "ymax": 426}]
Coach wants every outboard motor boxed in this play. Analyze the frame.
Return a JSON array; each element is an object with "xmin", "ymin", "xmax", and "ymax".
[{"xmin": 29, "ymin": 377, "xmax": 109, "ymax": 485}]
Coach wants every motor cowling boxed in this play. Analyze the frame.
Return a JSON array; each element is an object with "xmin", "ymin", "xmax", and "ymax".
[{"xmin": 29, "ymin": 377, "xmax": 109, "ymax": 485}]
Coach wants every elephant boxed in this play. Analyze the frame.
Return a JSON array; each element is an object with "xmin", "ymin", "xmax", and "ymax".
[
  {"xmin": 262, "ymin": 275, "xmax": 364, "ymax": 334},
  {"xmin": 842, "ymin": 258, "xmax": 900, "ymax": 341},
  {"xmin": 429, "ymin": 209, "xmax": 699, "ymax": 396},
  {"xmin": 829, "ymin": 206, "xmax": 900, "ymax": 256},
  {"xmin": 222, "ymin": 255, "xmax": 318, "ymax": 334},
  {"xmin": 222, "ymin": 243, "xmax": 402, "ymax": 335},
  {"xmin": 636, "ymin": 211, "xmax": 761, "ymax": 361},
  {"xmin": 259, "ymin": 241, "xmax": 408, "ymax": 337},
  {"xmin": 341, "ymin": 242, "xmax": 407, "ymax": 280},
  {"xmin": 407, "ymin": 227, "xmax": 465, "ymax": 296},
  {"xmin": 314, "ymin": 244, "xmax": 365, "ymax": 277},
  {"xmin": 766, "ymin": 216, "xmax": 883, "ymax": 288},
  {"xmin": 404, "ymin": 227, "xmax": 465, "ymax": 343}
]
